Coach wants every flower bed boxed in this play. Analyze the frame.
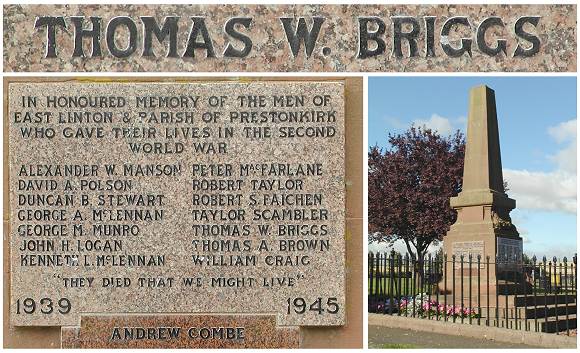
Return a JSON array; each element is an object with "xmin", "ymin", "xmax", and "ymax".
[{"xmin": 399, "ymin": 294, "xmax": 480, "ymax": 319}]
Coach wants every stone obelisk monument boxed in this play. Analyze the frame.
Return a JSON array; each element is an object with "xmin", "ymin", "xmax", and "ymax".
[{"xmin": 443, "ymin": 85, "xmax": 523, "ymax": 295}]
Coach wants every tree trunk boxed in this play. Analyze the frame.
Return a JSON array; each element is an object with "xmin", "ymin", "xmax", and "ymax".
[
  {"xmin": 403, "ymin": 240, "xmax": 416, "ymax": 261},
  {"xmin": 415, "ymin": 244, "xmax": 428, "ymax": 294}
]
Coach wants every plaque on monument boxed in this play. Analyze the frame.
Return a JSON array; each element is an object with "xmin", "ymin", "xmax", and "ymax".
[
  {"xmin": 451, "ymin": 241, "xmax": 485, "ymax": 269},
  {"xmin": 6, "ymin": 80, "xmax": 347, "ymax": 347},
  {"xmin": 497, "ymin": 237, "xmax": 523, "ymax": 262}
]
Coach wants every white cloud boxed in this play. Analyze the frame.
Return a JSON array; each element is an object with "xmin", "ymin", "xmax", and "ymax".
[
  {"xmin": 549, "ymin": 141, "xmax": 577, "ymax": 173},
  {"xmin": 503, "ymin": 169, "xmax": 576, "ymax": 214},
  {"xmin": 383, "ymin": 116, "xmax": 406, "ymax": 129},
  {"xmin": 548, "ymin": 119, "xmax": 576, "ymax": 143},
  {"xmin": 383, "ymin": 114, "xmax": 465, "ymax": 136},
  {"xmin": 503, "ymin": 119, "xmax": 577, "ymax": 214},
  {"xmin": 547, "ymin": 119, "xmax": 577, "ymax": 174},
  {"xmin": 412, "ymin": 114, "xmax": 454, "ymax": 135},
  {"xmin": 455, "ymin": 116, "xmax": 468, "ymax": 126}
]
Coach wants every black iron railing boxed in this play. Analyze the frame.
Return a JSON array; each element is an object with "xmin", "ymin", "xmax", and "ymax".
[{"xmin": 368, "ymin": 252, "xmax": 577, "ymax": 335}]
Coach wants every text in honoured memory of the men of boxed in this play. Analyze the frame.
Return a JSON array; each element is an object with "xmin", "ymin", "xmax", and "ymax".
[
  {"xmin": 451, "ymin": 241, "xmax": 485, "ymax": 268},
  {"xmin": 8, "ymin": 81, "xmax": 345, "ymax": 327}
]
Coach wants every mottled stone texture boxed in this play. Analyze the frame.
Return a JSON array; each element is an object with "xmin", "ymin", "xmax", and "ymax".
[
  {"xmin": 3, "ymin": 4, "xmax": 576, "ymax": 72},
  {"xmin": 61, "ymin": 314, "xmax": 299, "ymax": 348},
  {"xmin": 8, "ymin": 81, "xmax": 345, "ymax": 328}
]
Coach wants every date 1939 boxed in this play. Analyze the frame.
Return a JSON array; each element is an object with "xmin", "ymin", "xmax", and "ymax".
[{"xmin": 15, "ymin": 297, "xmax": 71, "ymax": 315}]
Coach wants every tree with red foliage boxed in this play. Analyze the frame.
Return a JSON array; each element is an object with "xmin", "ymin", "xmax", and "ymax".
[{"xmin": 368, "ymin": 126, "xmax": 465, "ymax": 261}]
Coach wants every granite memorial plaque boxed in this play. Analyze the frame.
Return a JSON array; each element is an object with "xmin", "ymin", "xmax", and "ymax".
[
  {"xmin": 7, "ymin": 80, "xmax": 346, "ymax": 345},
  {"xmin": 451, "ymin": 241, "xmax": 485, "ymax": 269},
  {"xmin": 497, "ymin": 237, "xmax": 523, "ymax": 262}
]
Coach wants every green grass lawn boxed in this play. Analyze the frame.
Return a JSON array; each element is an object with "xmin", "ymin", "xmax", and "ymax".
[
  {"xmin": 368, "ymin": 275, "xmax": 435, "ymax": 297},
  {"xmin": 374, "ymin": 343, "xmax": 417, "ymax": 349}
]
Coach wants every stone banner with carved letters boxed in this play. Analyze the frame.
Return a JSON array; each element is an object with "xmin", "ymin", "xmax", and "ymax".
[{"xmin": 3, "ymin": 4, "xmax": 576, "ymax": 72}]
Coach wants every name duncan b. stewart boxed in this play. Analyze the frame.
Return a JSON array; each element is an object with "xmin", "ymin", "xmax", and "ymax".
[{"xmin": 110, "ymin": 326, "xmax": 245, "ymax": 341}]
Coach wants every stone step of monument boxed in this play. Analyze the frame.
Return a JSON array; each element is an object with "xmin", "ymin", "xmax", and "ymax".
[
  {"xmin": 523, "ymin": 303, "xmax": 577, "ymax": 319},
  {"xmin": 432, "ymin": 293, "xmax": 576, "ymax": 310},
  {"xmin": 460, "ymin": 292, "xmax": 578, "ymax": 307},
  {"xmin": 538, "ymin": 314, "xmax": 577, "ymax": 333},
  {"xmin": 514, "ymin": 293, "xmax": 576, "ymax": 307},
  {"xmin": 495, "ymin": 281, "xmax": 533, "ymax": 295},
  {"xmin": 481, "ymin": 304, "xmax": 577, "ymax": 320},
  {"xmin": 440, "ymin": 280, "xmax": 533, "ymax": 296}
]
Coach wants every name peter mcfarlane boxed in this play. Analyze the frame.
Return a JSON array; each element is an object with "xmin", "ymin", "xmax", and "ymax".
[{"xmin": 110, "ymin": 326, "xmax": 245, "ymax": 341}]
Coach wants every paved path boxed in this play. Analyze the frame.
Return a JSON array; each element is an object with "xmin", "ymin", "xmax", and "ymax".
[{"xmin": 369, "ymin": 325, "xmax": 542, "ymax": 349}]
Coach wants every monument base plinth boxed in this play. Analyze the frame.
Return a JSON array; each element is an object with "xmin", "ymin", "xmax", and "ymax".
[{"xmin": 440, "ymin": 207, "xmax": 524, "ymax": 299}]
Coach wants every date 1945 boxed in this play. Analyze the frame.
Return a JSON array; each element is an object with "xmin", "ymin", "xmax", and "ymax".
[{"xmin": 286, "ymin": 297, "xmax": 339, "ymax": 315}]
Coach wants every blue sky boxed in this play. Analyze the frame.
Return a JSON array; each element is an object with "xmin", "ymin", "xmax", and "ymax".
[{"xmin": 368, "ymin": 76, "xmax": 577, "ymax": 259}]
